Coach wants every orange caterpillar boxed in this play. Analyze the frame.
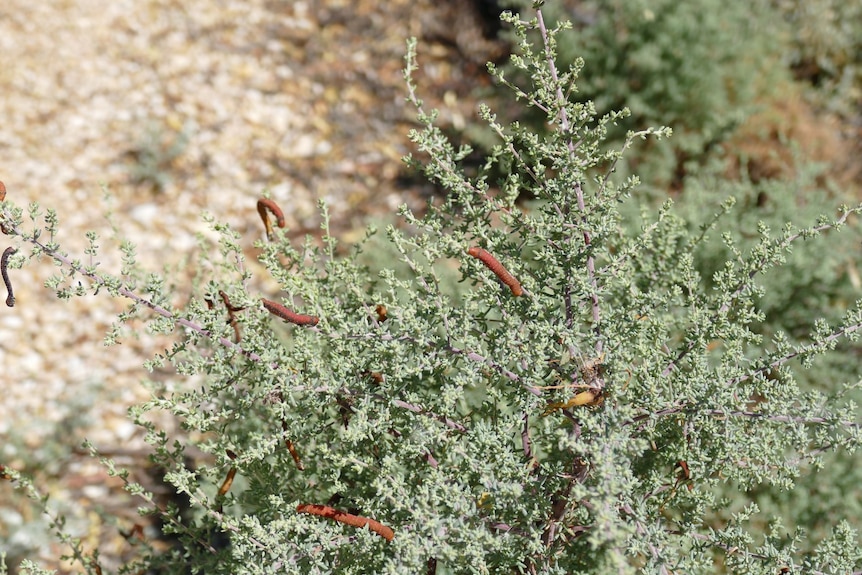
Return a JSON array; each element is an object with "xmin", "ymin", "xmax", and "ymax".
[
  {"xmin": 467, "ymin": 246, "xmax": 523, "ymax": 296},
  {"xmin": 375, "ymin": 304, "xmax": 388, "ymax": 323},
  {"xmin": 296, "ymin": 503, "xmax": 394, "ymax": 542},
  {"xmin": 257, "ymin": 198, "xmax": 285, "ymax": 240},
  {"xmin": 262, "ymin": 298, "xmax": 319, "ymax": 326},
  {"xmin": 218, "ymin": 450, "xmax": 238, "ymax": 498},
  {"xmin": 280, "ymin": 420, "xmax": 305, "ymax": 471}
]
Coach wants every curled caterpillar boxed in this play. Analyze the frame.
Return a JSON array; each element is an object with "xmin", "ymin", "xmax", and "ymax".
[
  {"xmin": 262, "ymin": 298, "xmax": 319, "ymax": 326},
  {"xmin": 257, "ymin": 198, "xmax": 285, "ymax": 240},
  {"xmin": 467, "ymin": 246, "xmax": 523, "ymax": 297},
  {"xmin": 296, "ymin": 503, "xmax": 394, "ymax": 542},
  {"xmin": 2, "ymin": 247, "xmax": 17, "ymax": 307}
]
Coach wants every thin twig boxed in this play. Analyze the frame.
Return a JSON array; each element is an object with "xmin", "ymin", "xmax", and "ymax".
[
  {"xmin": 662, "ymin": 210, "xmax": 858, "ymax": 376},
  {"xmin": 535, "ymin": 9, "xmax": 602, "ymax": 357}
]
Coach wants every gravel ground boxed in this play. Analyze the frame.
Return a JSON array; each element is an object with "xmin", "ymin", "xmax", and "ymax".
[{"xmin": 0, "ymin": 0, "xmax": 504, "ymax": 569}]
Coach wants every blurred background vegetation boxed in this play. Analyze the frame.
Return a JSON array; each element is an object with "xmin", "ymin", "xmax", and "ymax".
[{"xmin": 5, "ymin": 0, "xmax": 862, "ymax": 571}]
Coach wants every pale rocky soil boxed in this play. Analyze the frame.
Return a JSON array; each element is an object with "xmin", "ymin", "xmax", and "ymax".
[{"xmin": 0, "ymin": 0, "xmax": 503, "ymax": 570}]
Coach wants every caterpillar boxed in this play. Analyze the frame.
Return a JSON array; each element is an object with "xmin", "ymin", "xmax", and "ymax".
[
  {"xmin": 541, "ymin": 354, "xmax": 606, "ymax": 415},
  {"xmin": 541, "ymin": 389, "xmax": 602, "ymax": 416},
  {"xmin": 675, "ymin": 460, "xmax": 691, "ymax": 481},
  {"xmin": 673, "ymin": 460, "xmax": 694, "ymax": 492},
  {"xmin": 257, "ymin": 198, "xmax": 285, "ymax": 240},
  {"xmin": 2, "ymin": 247, "xmax": 17, "ymax": 307},
  {"xmin": 375, "ymin": 304, "xmax": 388, "ymax": 323},
  {"xmin": 262, "ymin": 298, "xmax": 319, "ymax": 326},
  {"xmin": 216, "ymin": 449, "xmax": 239, "ymax": 501},
  {"xmin": 120, "ymin": 524, "xmax": 146, "ymax": 542},
  {"xmin": 467, "ymin": 246, "xmax": 523, "ymax": 297},
  {"xmin": 219, "ymin": 290, "xmax": 245, "ymax": 342},
  {"xmin": 218, "ymin": 467, "xmax": 237, "ymax": 498},
  {"xmin": 280, "ymin": 420, "xmax": 305, "ymax": 471},
  {"xmin": 296, "ymin": 503, "xmax": 395, "ymax": 542}
]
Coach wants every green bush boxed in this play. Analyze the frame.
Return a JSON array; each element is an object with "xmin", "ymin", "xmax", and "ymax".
[
  {"xmin": 3, "ymin": 5, "xmax": 862, "ymax": 574},
  {"xmin": 771, "ymin": 0, "xmax": 862, "ymax": 117},
  {"xmin": 498, "ymin": 0, "xmax": 786, "ymax": 188}
]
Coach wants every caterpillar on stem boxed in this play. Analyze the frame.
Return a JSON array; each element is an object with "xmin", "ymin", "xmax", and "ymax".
[
  {"xmin": 257, "ymin": 198, "xmax": 285, "ymax": 241},
  {"xmin": 296, "ymin": 503, "xmax": 394, "ymax": 542},
  {"xmin": 262, "ymin": 298, "xmax": 319, "ymax": 326},
  {"xmin": 217, "ymin": 449, "xmax": 239, "ymax": 504},
  {"xmin": 2, "ymin": 247, "xmax": 17, "ymax": 307},
  {"xmin": 219, "ymin": 290, "xmax": 245, "ymax": 342},
  {"xmin": 280, "ymin": 420, "xmax": 305, "ymax": 471},
  {"xmin": 375, "ymin": 304, "xmax": 388, "ymax": 322},
  {"xmin": 218, "ymin": 468, "xmax": 237, "ymax": 498},
  {"xmin": 541, "ymin": 355, "xmax": 606, "ymax": 415},
  {"xmin": 466, "ymin": 246, "xmax": 523, "ymax": 296}
]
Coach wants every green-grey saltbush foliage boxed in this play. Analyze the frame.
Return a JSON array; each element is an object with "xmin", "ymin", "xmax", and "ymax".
[
  {"xmin": 772, "ymin": 0, "xmax": 862, "ymax": 117},
  {"xmin": 504, "ymin": 0, "xmax": 784, "ymax": 187},
  {"xmin": 4, "ymin": 5, "xmax": 862, "ymax": 575}
]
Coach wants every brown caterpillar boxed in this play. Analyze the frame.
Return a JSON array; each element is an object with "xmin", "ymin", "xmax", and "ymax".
[
  {"xmin": 467, "ymin": 246, "xmax": 523, "ymax": 296},
  {"xmin": 120, "ymin": 524, "xmax": 146, "ymax": 542},
  {"xmin": 674, "ymin": 460, "xmax": 693, "ymax": 492},
  {"xmin": 675, "ymin": 460, "xmax": 691, "ymax": 481},
  {"xmin": 262, "ymin": 298, "xmax": 319, "ymax": 326},
  {"xmin": 257, "ymin": 198, "xmax": 285, "ymax": 240},
  {"xmin": 219, "ymin": 290, "xmax": 246, "ymax": 342},
  {"xmin": 216, "ymin": 449, "xmax": 239, "ymax": 503},
  {"xmin": 2, "ymin": 247, "xmax": 17, "ymax": 307},
  {"xmin": 375, "ymin": 304, "xmax": 388, "ymax": 323},
  {"xmin": 281, "ymin": 420, "xmax": 305, "ymax": 471},
  {"xmin": 218, "ymin": 467, "xmax": 237, "ymax": 498},
  {"xmin": 296, "ymin": 503, "xmax": 394, "ymax": 542}
]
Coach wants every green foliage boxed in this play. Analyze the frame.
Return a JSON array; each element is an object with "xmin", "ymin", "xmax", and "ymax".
[
  {"xmin": 771, "ymin": 0, "xmax": 862, "ymax": 116},
  {"xmin": 2, "ymin": 4, "xmax": 862, "ymax": 574},
  {"xmin": 500, "ymin": 0, "xmax": 786, "ymax": 188},
  {"xmin": 125, "ymin": 119, "xmax": 192, "ymax": 193}
]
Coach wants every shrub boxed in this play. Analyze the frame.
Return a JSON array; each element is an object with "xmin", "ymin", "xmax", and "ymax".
[
  {"xmin": 501, "ymin": 0, "xmax": 786, "ymax": 188},
  {"xmin": 3, "ymin": 4, "xmax": 862, "ymax": 574},
  {"xmin": 771, "ymin": 0, "xmax": 862, "ymax": 117}
]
